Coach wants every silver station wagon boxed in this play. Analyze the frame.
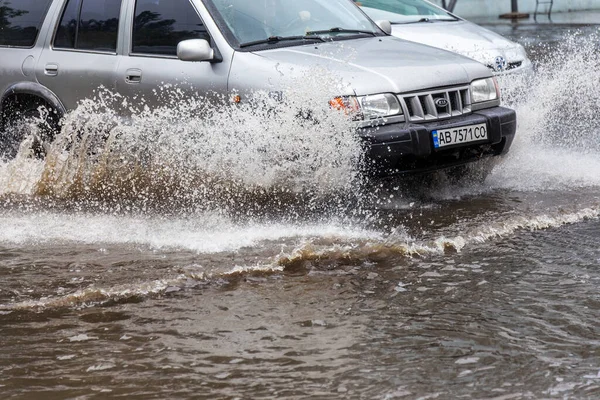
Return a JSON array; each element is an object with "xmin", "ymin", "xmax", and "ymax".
[{"xmin": 0, "ymin": 0, "xmax": 517, "ymax": 176}]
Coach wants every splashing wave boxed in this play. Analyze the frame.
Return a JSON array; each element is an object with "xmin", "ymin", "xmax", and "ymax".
[
  {"xmin": 1, "ymin": 77, "xmax": 364, "ymax": 214},
  {"xmin": 491, "ymin": 33, "xmax": 600, "ymax": 191}
]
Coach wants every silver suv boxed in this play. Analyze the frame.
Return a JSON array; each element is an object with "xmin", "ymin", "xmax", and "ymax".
[{"xmin": 0, "ymin": 0, "xmax": 516, "ymax": 176}]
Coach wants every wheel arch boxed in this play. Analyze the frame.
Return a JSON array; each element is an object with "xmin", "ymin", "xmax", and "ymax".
[{"xmin": 1, "ymin": 82, "xmax": 66, "ymax": 119}]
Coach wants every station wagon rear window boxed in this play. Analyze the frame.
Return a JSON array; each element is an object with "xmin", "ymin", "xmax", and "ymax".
[
  {"xmin": 0, "ymin": 0, "xmax": 53, "ymax": 47},
  {"xmin": 353, "ymin": 0, "xmax": 458, "ymax": 23}
]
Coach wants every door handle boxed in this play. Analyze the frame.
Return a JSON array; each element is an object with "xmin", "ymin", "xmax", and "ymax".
[
  {"xmin": 125, "ymin": 68, "xmax": 142, "ymax": 84},
  {"xmin": 44, "ymin": 64, "xmax": 59, "ymax": 76}
]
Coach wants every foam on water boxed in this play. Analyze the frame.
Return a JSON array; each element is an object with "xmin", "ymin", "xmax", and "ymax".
[
  {"xmin": 0, "ymin": 276, "xmax": 181, "ymax": 311},
  {"xmin": 0, "ymin": 256, "xmax": 298, "ymax": 310},
  {"xmin": 1, "ymin": 198, "xmax": 596, "ymax": 262},
  {"xmin": 278, "ymin": 204, "xmax": 600, "ymax": 264},
  {"xmin": 1, "ymin": 259, "xmax": 290, "ymax": 311},
  {"xmin": 0, "ymin": 211, "xmax": 381, "ymax": 253}
]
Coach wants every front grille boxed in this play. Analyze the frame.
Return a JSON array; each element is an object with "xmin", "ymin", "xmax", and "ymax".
[
  {"xmin": 400, "ymin": 86, "xmax": 471, "ymax": 122},
  {"xmin": 507, "ymin": 61, "xmax": 523, "ymax": 70},
  {"xmin": 486, "ymin": 61, "xmax": 523, "ymax": 72}
]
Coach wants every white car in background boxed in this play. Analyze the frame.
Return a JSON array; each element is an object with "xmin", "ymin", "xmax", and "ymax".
[{"xmin": 356, "ymin": 0, "xmax": 533, "ymax": 74}]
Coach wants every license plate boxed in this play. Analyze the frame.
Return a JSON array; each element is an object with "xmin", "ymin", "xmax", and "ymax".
[{"xmin": 432, "ymin": 123, "xmax": 488, "ymax": 149}]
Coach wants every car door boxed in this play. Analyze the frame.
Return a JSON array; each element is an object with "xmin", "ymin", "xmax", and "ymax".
[
  {"xmin": 36, "ymin": 0, "xmax": 125, "ymax": 111},
  {"xmin": 115, "ymin": 0, "xmax": 229, "ymax": 110}
]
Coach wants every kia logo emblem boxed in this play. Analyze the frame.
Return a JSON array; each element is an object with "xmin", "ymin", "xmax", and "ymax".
[{"xmin": 434, "ymin": 98, "xmax": 449, "ymax": 108}]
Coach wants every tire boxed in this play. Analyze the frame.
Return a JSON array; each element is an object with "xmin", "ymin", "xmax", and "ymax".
[{"xmin": 0, "ymin": 96, "xmax": 60, "ymax": 160}]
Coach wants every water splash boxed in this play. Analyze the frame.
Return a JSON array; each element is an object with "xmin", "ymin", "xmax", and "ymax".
[
  {"xmin": 490, "ymin": 32, "xmax": 600, "ymax": 191},
  {"xmin": 1, "ymin": 76, "xmax": 364, "ymax": 215}
]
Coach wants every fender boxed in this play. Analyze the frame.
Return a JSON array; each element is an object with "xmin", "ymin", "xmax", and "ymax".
[{"xmin": 1, "ymin": 81, "xmax": 66, "ymax": 117}]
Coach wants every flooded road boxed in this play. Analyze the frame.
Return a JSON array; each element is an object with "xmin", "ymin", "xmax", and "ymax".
[{"xmin": 2, "ymin": 26, "xmax": 600, "ymax": 399}]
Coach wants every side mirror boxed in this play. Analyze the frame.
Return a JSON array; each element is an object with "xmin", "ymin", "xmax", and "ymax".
[
  {"xmin": 177, "ymin": 39, "xmax": 214, "ymax": 62},
  {"xmin": 376, "ymin": 20, "xmax": 392, "ymax": 35}
]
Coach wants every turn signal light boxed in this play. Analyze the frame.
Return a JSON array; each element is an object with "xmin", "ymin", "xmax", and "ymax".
[{"xmin": 329, "ymin": 96, "xmax": 360, "ymax": 115}]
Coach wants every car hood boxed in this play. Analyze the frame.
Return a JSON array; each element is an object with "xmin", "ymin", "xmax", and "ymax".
[
  {"xmin": 229, "ymin": 36, "xmax": 491, "ymax": 96},
  {"xmin": 390, "ymin": 20, "xmax": 528, "ymax": 66}
]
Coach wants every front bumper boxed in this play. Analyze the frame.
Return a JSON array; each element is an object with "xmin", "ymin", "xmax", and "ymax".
[{"xmin": 359, "ymin": 106, "xmax": 517, "ymax": 176}]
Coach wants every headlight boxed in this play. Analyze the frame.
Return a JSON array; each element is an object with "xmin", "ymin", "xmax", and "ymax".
[
  {"xmin": 330, "ymin": 93, "xmax": 402, "ymax": 120},
  {"xmin": 359, "ymin": 93, "xmax": 402, "ymax": 119},
  {"xmin": 470, "ymin": 77, "xmax": 500, "ymax": 103}
]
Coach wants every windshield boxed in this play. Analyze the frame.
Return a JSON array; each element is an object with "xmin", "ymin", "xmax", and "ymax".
[
  {"xmin": 205, "ymin": 0, "xmax": 382, "ymax": 47},
  {"xmin": 354, "ymin": 0, "xmax": 459, "ymax": 24}
]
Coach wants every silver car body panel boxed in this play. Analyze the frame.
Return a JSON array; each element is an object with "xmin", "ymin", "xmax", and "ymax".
[
  {"xmin": 114, "ymin": 0, "xmax": 232, "ymax": 106},
  {"xmin": 34, "ymin": 0, "xmax": 124, "ymax": 110},
  {"xmin": 228, "ymin": 37, "xmax": 490, "ymax": 97},
  {"xmin": 389, "ymin": 20, "xmax": 533, "ymax": 74}
]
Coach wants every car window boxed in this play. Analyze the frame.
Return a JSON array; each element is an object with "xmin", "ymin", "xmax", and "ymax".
[
  {"xmin": 354, "ymin": 0, "xmax": 457, "ymax": 23},
  {"xmin": 206, "ymin": 0, "xmax": 380, "ymax": 47},
  {"xmin": 54, "ymin": 0, "xmax": 123, "ymax": 52},
  {"xmin": 132, "ymin": 0, "xmax": 210, "ymax": 56},
  {"xmin": 0, "ymin": 0, "xmax": 53, "ymax": 47}
]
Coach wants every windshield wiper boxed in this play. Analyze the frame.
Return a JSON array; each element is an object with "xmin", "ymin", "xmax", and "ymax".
[
  {"xmin": 393, "ymin": 17, "xmax": 459, "ymax": 24},
  {"xmin": 428, "ymin": 18, "xmax": 459, "ymax": 22},
  {"xmin": 239, "ymin": 35, "xmax": 326, "ymax": 48},
  {"xmin": 305, "ymin": 27, "xmax": 377, "ymax": 37}
]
